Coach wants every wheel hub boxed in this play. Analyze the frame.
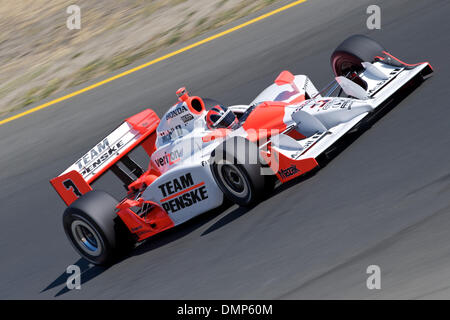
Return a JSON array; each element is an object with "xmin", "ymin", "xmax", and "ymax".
[
  {"xmin": 221, "ymin": 164, "xmax": 246, "ymax": 194},
  {"xmin": 71, "ymin": 220, "xmax": 103, "ymax": 256}
]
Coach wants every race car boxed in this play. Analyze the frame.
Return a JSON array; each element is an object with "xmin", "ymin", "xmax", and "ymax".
[{"xmin": 50, "ymin": 34, "xmax": 433, "ymax": 265}]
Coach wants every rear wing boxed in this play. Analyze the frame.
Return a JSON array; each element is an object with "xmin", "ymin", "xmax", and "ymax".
[{"xmin": 50, "ymin": 109, "xmax": 160, "ymax": 206}]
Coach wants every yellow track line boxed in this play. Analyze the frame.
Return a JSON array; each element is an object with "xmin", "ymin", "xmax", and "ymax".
[{"xmin": 0, "ymin": 0, "xmax": 307, "ymax": 126}]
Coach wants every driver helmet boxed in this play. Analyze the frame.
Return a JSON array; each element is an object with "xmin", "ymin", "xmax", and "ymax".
[{"xmin": 205, "ymin": 105, "xmax": 238, "ymax": 130}]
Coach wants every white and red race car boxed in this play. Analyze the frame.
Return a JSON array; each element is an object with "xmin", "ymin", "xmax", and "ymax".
[{"xmin": 50, "ymin": 35, "xmax": 433, "ymax": 265}]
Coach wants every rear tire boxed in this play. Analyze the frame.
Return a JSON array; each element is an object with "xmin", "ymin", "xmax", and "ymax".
[
  {"xmin": 63, "ymin": 190, "xmax": 133, "ymax": 265},
  {"xmin": 331, "ymin": 34, "xmax": 385, "ymax": 77}
]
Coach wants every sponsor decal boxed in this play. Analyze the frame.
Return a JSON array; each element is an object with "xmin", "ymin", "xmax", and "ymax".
[
  {"xmin": 166, "ymin": 105, "xmax": 188, "ymax": 120},
  {"xmin": 341, "ymin": 100, "xmax": 353, "ymax": 110},
  {"xmin": 76, "ymin": 138, "xmax": 109, "ymax": 170},
  {"xmin": 322, "ymin": 99, "xmax": 353, "ymax": 111},
  {"xmin": 295, "ymin": 100, "xmax": 314, "ymax": 111},
  {"xmin": 278, "ymin": 164, "xmax": 300, "ymax": 179},
  {"xmin": 368, "ymin": 69, "xmax": 401, "ymax": 95},
  {"xmin": 181, "ymin": 113, "xmax": 194, "ymax": 123},
  {"xmin": 302, "ymin": 132, "xmax": 322, "ymax": 149},
  {"xmin": 292, "ymin": 132, "xmax": 324, "ymax": 159},
  {"xmin": 158, "ymin": 173, "xmax": 195, "ymax": 197},
  {"xmin": 322, "ymin": 100, "xmax": 332, "ymax": 110},
  {"xmin": 155, "ymin": 149, "xmax": 183, "ymax": 167},
  {"xmin": 314, "ymin": 99, "xmax": 331, "ymax": 110},
  {"xmin": 368, "ymin": 80, "xmax": 386, "ymax": 95},
  {"xmin": 159, "ymin": 124, "xmax": 183, "ymax": 144},
  {"xmin": 302, "ymin": 77, "xmax": 310, "ymax": 91},
  {"xmin": 75, "ymin": 138, "xmax": 125, "ymax": 177},
  {"xmin": 158, "ymin": 173, "xmax": 208, "ymax": 213}
]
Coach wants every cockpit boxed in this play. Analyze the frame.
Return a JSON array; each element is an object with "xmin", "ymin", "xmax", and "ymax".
[
  {"xmin": 155, "ymin": 87, "xmax": 251, "ymax": 148},
  {"xmin": 205, "ymin": 104, "xmax": 239, "ymax": 130}
]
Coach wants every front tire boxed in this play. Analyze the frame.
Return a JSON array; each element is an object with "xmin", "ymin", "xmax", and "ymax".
[
  {"xmin": 63, "ymin": 190, "xmax": 132, "ymax": 265},
  {"xmin": 331, "ymin": 34, "xmax": 385, "ymax": 77},
  {"xmin": 210, "ymin": 137, "xmax": 269, "ymax": 206}
]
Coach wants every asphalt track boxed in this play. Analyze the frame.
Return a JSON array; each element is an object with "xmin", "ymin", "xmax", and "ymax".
[{"xmin": 0, "ymin": 0, "xmax": 449, "ymax": 299}]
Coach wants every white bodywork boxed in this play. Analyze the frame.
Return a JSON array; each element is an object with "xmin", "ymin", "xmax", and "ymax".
[
  {"xmin": 143, "ymin": 61, "xmax": 430, "ymax": 225},
  {"xmin": 59, "ymin": 60, "xmax": 430, "ymax": 226},
  {"xmin": 270, "ymin": 61, "xmax": 430, "ymax": 161},
  {"xmin": 140, "ymin": 74, "xmax": 323, "ymax": 225}
]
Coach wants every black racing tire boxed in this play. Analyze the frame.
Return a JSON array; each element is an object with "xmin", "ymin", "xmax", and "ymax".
[
  {"xmin": 210, "ymin": 137, "xmax": 269, "ymax": 206},
  {"xmin": 62, "ymin": 190, "xmax": 133, "ymax": 265},
  {"xmin": 331, "ymin": 34, "xmax": 385, "ymax": 77}
]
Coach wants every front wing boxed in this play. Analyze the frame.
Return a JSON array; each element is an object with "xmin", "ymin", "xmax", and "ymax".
[{"xmin": 265, "ymin": 61, "xmax": 433, "ymax": 183}]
